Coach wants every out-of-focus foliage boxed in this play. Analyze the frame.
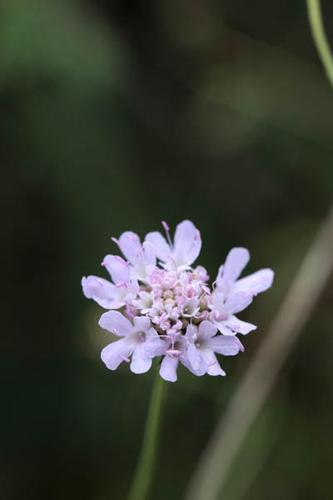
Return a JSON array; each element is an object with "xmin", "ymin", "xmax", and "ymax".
[{"xmin": 1, "ymin": 1, "xmax": 333, "ymax": 499}]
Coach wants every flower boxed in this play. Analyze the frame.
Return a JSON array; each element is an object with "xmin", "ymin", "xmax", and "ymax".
[
  {"xmin": 210, "ymin": 247, "xmax": 274, "ymax": 336},
  {"xmin": 82, "ymin": 220, "xmax": 274, "ymax": 382},
  {"xmin": 215, "ymin": 247, "xmax": 274, "ymax": 298},
  {"xmin": 112, "ymin": 231, "xmax": 156, "ymax": 281},
  {"xmin": 185, "ymin": 321, "xmax": 244, "ymax": 376},
  {"xmin": 99, "ymin": 311, "xmax": 164, "ymax": 374},
  {"xmin": 81, "ymin": 255, "xmax": 139, "ymax": 309}
]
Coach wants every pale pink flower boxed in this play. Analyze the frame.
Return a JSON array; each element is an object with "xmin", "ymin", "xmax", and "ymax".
[
  {"xmin": 216, "ymin": 247, "xmax": 274, "ymax": 298},
  {"xmin": 210, "ymin": 247, "xmax": 274, "ymax": 335},
  {"xmin": 81, "ymin": 254, "xmax": 139, "ymax": 309},
  {"xmin": 81, "ymin": 220, "xmax": 274, "ymax": 381},
  {"xmin": 185, "ymin": 321, "xmax": 244, "ymax": 376},
  {"xmin": 99, "ymin": 311, "xmax": 164, "ymax": 374},
  {"xmin": 112, "ymin": 231, "xmax": 156, "ymax": 282}
]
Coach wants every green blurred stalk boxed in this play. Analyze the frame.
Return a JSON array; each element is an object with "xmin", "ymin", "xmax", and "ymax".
[
  {"xmin": 127, "ymin": 370, "xmax": 167, "ymax": 500},
  {"xmin": 307, "ymin": 0, "xmax": 333, "ymax": 88}
]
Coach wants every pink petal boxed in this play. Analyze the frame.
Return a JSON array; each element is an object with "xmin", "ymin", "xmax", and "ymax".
[
  {"xmin": 133, "ymin": 316, "xmax": 151, "ymax": 332},
  {"xmin": 224, "ymin": 291, "xmax": 253, "ymax": 314},
  {"xmin": 213, "ymin": 321, "xmax": 236, "ymax": 336},
  {"xmin": 101, "ymin": 338, "xmax": 133, "ymax": 370},
  {"xmin": 98, "ymin": 311, "xmax": 133, "ymax": 336},
  {"xmin": 130, "ymin": 344, "xmax": 152, "ymax": 374},
  {"xmin": 146, "ymin": 327, "xmax": 162, "ymax": 340},
  {"xmin": 145, "ymin": 232, "xmax": 171, "ymax": 262},
  {"xmin": 173, "ymin": 220, "xmax": 202, "ymax": 267},
  {"xmin": 209, "ymin": 335, "xmax": 243, "ymax": 355},
  {"xmin": 142, "ymin": 241, "xmax": 157, "ymax": 266},
  {"xmin": 207, "ymin": 357, "xmax": 226, "ymax": 376},
  {"xmin": 198, "ymin": 320, "xmax": 217, "ymax": 339},
  {"xmin": 144, "ymin": 336, "xmax": 167, "ymax": 357},
  {"xmin": 115, "ymin": 231, "xmax": 143, "ymax": 265},
  {"xmin": 81, "ymin": 276, "xmax": 125, "ymax": 309},
  {"xmin": 185, "ymin": 359, "xmax": 207, "ymax": 377},
  {"xmin": 160, "ymin": 356, "xmax": 179, "ymax": 382},
  {"xmin": 185, "ymin": 323, "xmax": 197, "ymax": 342},
  {"xmin": 211, "ymin": 292, "xmax": 225, "ymax": 312},
  {"xmin": 102, "ymin": 255, "xmax": 130, "ymax": 284},
  {"xmin": 235, "ymin": 268, "xmax": 274, "ymax": 295},
  {"xmin": 199, "ymin": 347, "xmax": 217, "ymax": 367},
  {"xmin": 220, "ymin": 247, "xmax": 250, "ymax": 284},
  {"xmin": 188, "ymin": 343, "xmax": 200, "ymax": 370},
  {"xmin": 226, "ymin": 315, "xmax": 257, "ymax": 335}
]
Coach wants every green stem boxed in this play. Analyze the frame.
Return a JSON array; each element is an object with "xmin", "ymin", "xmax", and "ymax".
[
  {"xmin": 306, "ymin": 0, "xmax": 333, "ymax": 88},
  {"xmin": 127, "ymin": 371, "xmax": 167, "ymax": 500}
]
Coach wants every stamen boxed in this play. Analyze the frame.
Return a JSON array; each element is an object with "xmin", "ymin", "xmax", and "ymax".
[
  {"xmin": 162, "ymin": 220, "xmax": 173, "ymax": 247},
  {"xmin": 161, "ymin": 220, "xmax": 170, "ymax": 232}
]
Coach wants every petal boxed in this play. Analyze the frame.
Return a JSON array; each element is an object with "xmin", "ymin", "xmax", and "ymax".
[
  {"xmin": 198, "ymin": 320, "xmax": 217, "ymax": 339},
  {"xmin": 98, "ymin": 311, "xmax": 133, "ymax": 336},
  {"xmin": 102, "ymin": 255, "xmax": 130, "ymax": 284},
  {"xmin": 114, "ymin": 231, "xmax": 143, "ymax": 265},
  {"xmin": 234, "ymin": 268, "xmax": 274, "ymax": 295},
  {"xmin": 127, "ymin": 279, "xmax": 140, "ymax": 295},
  {"xmin": 184, "ymin": 358, "xmax": 207, "ymax": 377},
  {"xmin": 142, "ymin": 241, "xmax": 156, "ymax": 266},
  {"xmin": 209, "ymin": 335, "xmax": 243, "ymax": 355},
  {"xmin": 224, "ymin": 292, "xmax": 253, "ymax": 314},
  {"xmin": 220, "ymin": 247, "xmax": 250, "ymax": 284},
  {"xmin": 133, "ymin": 316, "xmax": 151, "ymax": 332},
  {"xmin": 144, "ymin": 336, "xmax": 168, "ymax": 357},
  {"xmin": 81, "ymin": 276, "xmax": 125, "ymax": 309},
  {"xmin": 226, "ymin": 315, "xmax": 257, "ymax": 335},
  {"xmin": 199, "ymin": 347, "xmax": 218, "ymax": 367},
  {"xmin": 101, "ymin": 338, "xmax": 133, "ymax": 370},
  {"xmin": 187, "ymin": 343, "xmax": 200, "ymax": 370},
  {"xmin": 173, "ymin": 220, "xmax": 202, "ymax": 267},
  {"xmin": 213, "ymin": 321, "xmax": 236, "ymax": 336},
  {"xmin": 145, "ymin": 232, "xmax": 171, "ymax": 262},
  {"xmin": 185, "ymin": 323, "xmax": 198, "ymax": 342},
  {"xmin": 160, "ymin": 356, "xmax": 179, "ymax": 382},
  {"xmin": 210, "ymin": 292, "xmax": 225, "ymax": 312},
  {"xmin": 130, "ymin": 344, "xmax": 152, "ymax": 374},
  {"xmin": 207, "ymin": 356, "xmax": 226, "ymax": 376},
  {"xmin": 145, "ymin": 326, "xmax": 161, "ymax": 340}
]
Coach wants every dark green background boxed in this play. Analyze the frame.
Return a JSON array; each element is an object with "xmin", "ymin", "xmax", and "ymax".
[{"xmin": 2, "ymin": 1, "xmax": 333, "ymax": 499}]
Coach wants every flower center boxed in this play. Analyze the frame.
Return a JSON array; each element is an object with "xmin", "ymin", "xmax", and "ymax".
[
  {"xmin": 128, "ymin": 266, "xmax": 211, "ymax": 336},
  {"xmin": 136, "ymin": 331, "xmax": 146, "ymax": 343}
]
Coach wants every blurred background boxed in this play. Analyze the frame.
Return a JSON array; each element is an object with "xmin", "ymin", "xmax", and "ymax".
[{"xmin": 2, "ymin": 0, "xmax": 333, "ymax": 499}]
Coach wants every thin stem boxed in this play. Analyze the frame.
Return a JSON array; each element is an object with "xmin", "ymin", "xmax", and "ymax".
[
  {"xmin": 127, "ymin": 371, "xmax": 167, "ymax": 500},
  {"xmin": 307, "ymin": 0, "xmax": 333, "ymax": 88}
]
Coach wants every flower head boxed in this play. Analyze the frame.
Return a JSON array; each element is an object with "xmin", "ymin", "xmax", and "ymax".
[{"xmin": 82, "ymin": 220, "xmax": 274, "ymax": 382}]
